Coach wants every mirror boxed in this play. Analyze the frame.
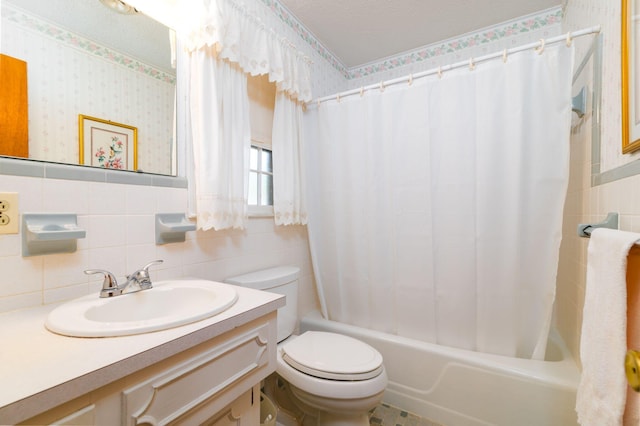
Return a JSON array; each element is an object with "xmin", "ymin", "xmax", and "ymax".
[
  {"xmin": 0, "ymin": 0, "xmax": 176, "ymax": 175},
  {"xmin": 622, "ymin": 0, "xmax": 640, "ymax": 153}
]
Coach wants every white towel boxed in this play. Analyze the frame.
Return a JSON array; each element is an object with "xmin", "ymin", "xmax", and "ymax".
[{"xmin": 576, "ymin": 228, "xmax": 640, "ymax": 426}]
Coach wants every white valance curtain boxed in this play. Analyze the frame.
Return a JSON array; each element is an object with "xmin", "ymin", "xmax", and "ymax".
[
  {"xmin": 146, "ymin": 0, "xmax": 313, "ymax": 229},
  {"xmin": 304, "ymin": 44, "xmax": 573, "ymax": 359},
  {"xmin": 181, "ymin": 0, "xmax": 313, "ymax": 103}
]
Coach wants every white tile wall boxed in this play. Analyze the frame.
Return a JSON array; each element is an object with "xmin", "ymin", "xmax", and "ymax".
[{"xmin": 0, "ymin": 176, "xmax": 318, "ymax": 321}]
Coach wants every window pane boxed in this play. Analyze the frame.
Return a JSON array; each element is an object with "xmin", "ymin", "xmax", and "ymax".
[
  {"xmin": 261, "ymin": 174, "xmax": 273, "ymax": 206},
  {"xmin": 261, "ymin": 149, "xmax": 273, "ymax": 173},
  {"xmin": 250, "ymin": 147, "xmax": 259, "ymax": 170},
  {"xmin": 248, "ymin": 171, "xmax": 258, "ymax": 205}
]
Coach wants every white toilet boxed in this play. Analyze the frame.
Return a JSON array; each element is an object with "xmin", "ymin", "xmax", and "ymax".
[{"xmin": 225, "ymin": 266, "xmax": 387, "ymax": 426}]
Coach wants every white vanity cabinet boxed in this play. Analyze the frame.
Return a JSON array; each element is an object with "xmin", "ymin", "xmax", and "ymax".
[
  {"xmin": 20, "ymin": 314, "xmax": 276, "ymax": 426},
  {"xmin": 49, "ymin": 386, "xmax": 259, "ymax": 426}
]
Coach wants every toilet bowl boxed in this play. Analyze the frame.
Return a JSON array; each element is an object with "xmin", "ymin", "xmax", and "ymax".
[
  {"xmin": 225, "ymin": 267, "xmax": 387, "ymax": 426},
  {"xmin": 276, "ymin": 332, "xmax": 387, "ymax": 425}
]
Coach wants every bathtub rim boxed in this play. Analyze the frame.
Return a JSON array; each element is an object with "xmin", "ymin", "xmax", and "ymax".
[{"xmin": 299, "ymin": 310, "xmax": 580, "ymax": 390}]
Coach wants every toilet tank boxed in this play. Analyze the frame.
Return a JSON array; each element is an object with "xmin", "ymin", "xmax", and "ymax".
[{"xmin": 225, "ymin": 266, "xmax": 299, "ymax": 342}]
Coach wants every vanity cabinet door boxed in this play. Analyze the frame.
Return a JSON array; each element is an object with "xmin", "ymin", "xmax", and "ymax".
[{"xmin": 122, "ymin": 318, "xmax": 273, "ymax": 425}]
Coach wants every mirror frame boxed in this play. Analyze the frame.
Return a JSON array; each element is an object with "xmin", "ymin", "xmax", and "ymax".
[{"xmin": 622, "ymin": 0, "xmax": 640, "ymax": 153}]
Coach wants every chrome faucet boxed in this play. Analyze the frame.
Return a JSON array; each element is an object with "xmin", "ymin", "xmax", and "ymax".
[{"xmin": 85, "ymin": 260, "xmax": 163, "ymax": 298}]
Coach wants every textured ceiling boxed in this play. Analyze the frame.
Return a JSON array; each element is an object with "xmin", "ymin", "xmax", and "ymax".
[{"xmin": 278, "ymin": 0, "xmax": 562, "ymax": 68}]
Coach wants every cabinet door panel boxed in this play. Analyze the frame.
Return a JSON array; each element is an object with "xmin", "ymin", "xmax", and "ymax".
[{"xmin": 123, "ymin": 322, "xmax": 270, "ymax": 425}]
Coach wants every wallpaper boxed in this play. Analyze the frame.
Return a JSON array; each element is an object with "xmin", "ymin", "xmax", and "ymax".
[
  {"xmin": 564, "ymin": 0, "xmax": 635, "ymax": 172},
  {"xmin": 1, "ymin": 3, "xmax": 175, "ymax": 175}
]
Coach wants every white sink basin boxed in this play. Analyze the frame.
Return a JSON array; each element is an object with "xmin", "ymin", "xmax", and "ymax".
[{"xmin": 45, "ymin": 280, "xmax": 238, "ymax": 337}]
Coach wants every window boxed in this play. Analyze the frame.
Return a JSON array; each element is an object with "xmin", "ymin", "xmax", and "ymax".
[{"xmin": 249, "ymin": 145, "xmax": 273, "ymax": 209}]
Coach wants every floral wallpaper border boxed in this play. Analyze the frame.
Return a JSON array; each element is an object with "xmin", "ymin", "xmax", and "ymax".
[
  {"xmin": 2, "ymin": 4, "xmax": 176, "ymax": 85},
  {"xmin": 260, "ymin": 0, "xmax": 348, "ymax": 77},
  {"xmin": 4, "ymin": 1, "xmax": 563, "ymax": 84},
  {"xmin": 348, "ymin": 7, "xmax": 563, "ymax": 79},
  {"xmin": 261, "ymin": 0, "xmax": 563, "ymax": 80}
]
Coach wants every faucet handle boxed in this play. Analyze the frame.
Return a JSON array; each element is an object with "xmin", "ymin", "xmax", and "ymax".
[
  {"xmin": 129, "ymin": 260, "xmax": 163, "ymax": 289},
  {"xmin": 84, "ymin": 269, "xmax": 120, "ymax": 297},
  {"xmin": 142, "ymin": 259, "xmax": 164, "ymax": 272}
]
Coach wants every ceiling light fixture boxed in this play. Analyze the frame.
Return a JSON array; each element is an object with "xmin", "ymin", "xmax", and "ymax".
[{"xmin": 99, "ymin": 0, "xmax": 139, "ymax": 15}]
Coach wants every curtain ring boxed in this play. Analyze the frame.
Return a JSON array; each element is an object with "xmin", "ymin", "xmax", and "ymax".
[
  {"xmin": 566, "ymin": 32, "xmax": 573, "ymax": 47},
  {"xmin": 535, "ymin": 38, "xmax": 545, "ymax": 55},
  {"xmin": 438, "ymin": 66, "xmax": 443, "ymax": 79},
  {"xmin": 379, "ymin": 81, "xmax": 385, "ymax": 92},
  {"xmin": 469, "ymin": 57, "xmax": 476, "ymax": 71},
  {"xmin": 360, "ymin": 86, "xmax": 364, "ymax": 97},
  {"xmin": 408, "ymin": 73, "xmax": 413, "ymax": 86},
  {"xmin": 502, "ymin": 49, "xmax": 508, "ymax": 63},
  {"xmin": 336, "ymin": 93, "xmax": 341, "ymax": 103}
]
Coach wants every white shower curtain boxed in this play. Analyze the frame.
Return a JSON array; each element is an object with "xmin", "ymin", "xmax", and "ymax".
[{"xmin": 304, "ymin": 44, "xmax": 573, "ymax": 359}]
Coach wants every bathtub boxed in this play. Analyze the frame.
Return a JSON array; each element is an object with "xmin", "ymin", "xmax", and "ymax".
[{"xmin": 300, "ymin": 311, "xmax": 580, "ymax": 426}]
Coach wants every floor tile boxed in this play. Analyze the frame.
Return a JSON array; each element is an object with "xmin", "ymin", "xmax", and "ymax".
[{"xmin": 369, "ymin": 403, "xmax": 444, "ymax": 426}]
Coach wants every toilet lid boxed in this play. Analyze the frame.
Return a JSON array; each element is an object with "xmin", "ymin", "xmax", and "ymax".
[{"xmin": 281, "ymin": 331, "xmax": 384, "ymax": 381}]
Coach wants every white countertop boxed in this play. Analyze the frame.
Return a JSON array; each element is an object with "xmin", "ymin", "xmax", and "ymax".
[{"xmin": 0, "ymin": 283, "xmax": 284, "ymax": 424}]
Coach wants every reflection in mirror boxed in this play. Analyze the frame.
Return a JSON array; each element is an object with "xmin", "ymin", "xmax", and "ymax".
[
  {"xmin": 0, "ymin": 0, "xmax": 176, "ymax": 175},
  {"xmin": 622, "ymin": 0, "xmax": 640, "ymax": 153}
]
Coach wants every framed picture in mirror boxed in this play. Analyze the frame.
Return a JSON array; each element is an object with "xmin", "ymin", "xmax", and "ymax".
[
  {"xmin": 79, "ymin": 115, "xmax": 138, "ymax": 171},
  {"xmin": 622, "ymin": 0, "xmax": 640, "ymax": 153}
]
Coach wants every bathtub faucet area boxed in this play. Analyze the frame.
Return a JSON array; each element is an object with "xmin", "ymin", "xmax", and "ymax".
[{"xmin": 85, "ymin": 260, "xmax": 163, "ymax": 298}]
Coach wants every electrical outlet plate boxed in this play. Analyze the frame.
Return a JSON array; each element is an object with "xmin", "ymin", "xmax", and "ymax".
[{"xmin": 0, "ymin": 192, "xmax": 19, "ymax": 234}]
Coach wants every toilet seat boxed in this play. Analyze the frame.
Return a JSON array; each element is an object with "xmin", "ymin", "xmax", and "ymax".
[{"xmin": 281, "ymin": 331, "xmax": 384, "ymax": 381}]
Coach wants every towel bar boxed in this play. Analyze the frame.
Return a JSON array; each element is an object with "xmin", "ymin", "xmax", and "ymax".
[{"xmin": 577, "ymin": 212, "xmax": 618, "ymax": 238}]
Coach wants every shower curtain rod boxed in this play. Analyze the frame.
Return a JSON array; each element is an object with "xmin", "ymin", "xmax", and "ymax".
[{"xmin": 312, "ymin": 25, "xmax": 601, "ymax": 105}]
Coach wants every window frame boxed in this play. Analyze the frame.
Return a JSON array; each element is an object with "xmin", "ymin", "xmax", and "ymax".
[{"xmin": 248, "ymin": 141, "xmax": 274, "ymax": 217}]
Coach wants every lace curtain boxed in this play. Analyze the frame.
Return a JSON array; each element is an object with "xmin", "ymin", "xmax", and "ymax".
[
  {"xmin": 181, "ymin": 0, "xmax": 313, "ymax": 103},
  {"xmin": 130, "ymin": 0, "xmax": 313, "ymax": 101},
  {"xmin": 132, "ymin": 0, "xmax": 311, "ymax": 229},
  {"xmin": 272, "ymin": 91, "xmax": 307, "ymax": 225},
  {"xmin": 188, "ymin": 50, "xmax": 250, "ymax": 230}
]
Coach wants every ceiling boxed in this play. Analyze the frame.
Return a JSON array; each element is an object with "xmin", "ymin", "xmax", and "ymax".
[
  {"xmin": 278, "ymin": 0, "xmax": 563, "ymax": 68},
  {"xmin": 3, "ymin": 0, "xmax": 563, "ymax": 73}
]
